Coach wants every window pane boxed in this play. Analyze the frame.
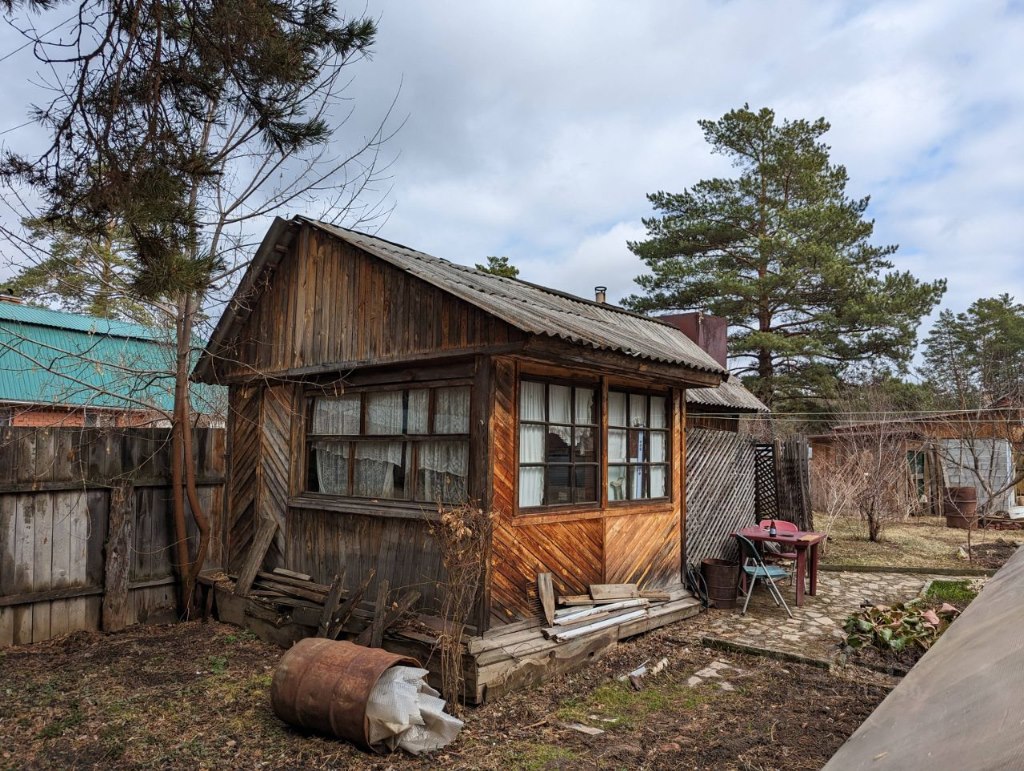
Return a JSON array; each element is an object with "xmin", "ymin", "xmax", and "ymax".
[
  {"xmin": 608, "ymin": 428, "xmax": 627, "ymax": 463},
  {"xmin": 651, "ymin": 465, "xmax": 667, "ymax": 498},
  {"xmin": 353, "ymin": 441, "xmax": 406, "ymax": 499},
  {"xmin": 418, "ymin": 441, "xmax": 468, "ymax": 503},
  {"xmin": 435, "ymin": 386, "xmax": 470, "ymax": 433},
  {"xmin": 650, "ymin": 396, "xmax": 667, "ymax": 428},
  {"xmin": 311, "ymin": 440, "xmax": 349, "ymax": 495},
  {"xmin": 549, "ymin": 384, "xmax": 571, "ymax": 424},
  {"xmin": 628, "ymin": 429, "xmax": 647, "ymax": 462},
  {"xmin": 546, "ymin": 426, "xmax": 572, "ymax": 463},
  {"xmin": 520, "ymin": 381, "xmax": 545, "ymax": 421},
  {"xmin": 366, "ymin": 391, "xmax": 403, "ymax": 434},
  {"xmin": 545, "ymin": 465, "xmax": 573, "ymax": 506},
  {"xmin": 629, "ymin": 394, "xmax": 648, "ymax": 427},
  {"xmin": 574, "ymin": 465, "xmax": 597, "ymax": 503},
  {"xmin": 650, "ymin": 431, "xmax": 667, "ymax": 463},
  {"xmin": 629, "ymin": 465, "xmax": 648, "ymax": 500},
  {"xmin": 407, "ymin": 389, "xmax": 429, "ymax": 434},
  {"xmin": 313, "ymin": 395, "xmax": 360, "ymax": 435},
  {"xmin": 519, "ymin": 467, "xmax": 544, "ymax": 507},
  {"xmin": 608, "ymin": 465, "xmax": 627, "ymax": 501},
  {"xmin": 573, "ymin": 427, "xmax": 596, "ymax": 462},
  {"xmin": 608, "ymin": 392, "xmax": 627, "ymax": 426},
  {"xmin": 520, "ymin": 424, "xmax": 545, "ymax": 463},
  {"xmin": 574, "ymin": 387, "xmax": 596, "ymax": 425}
]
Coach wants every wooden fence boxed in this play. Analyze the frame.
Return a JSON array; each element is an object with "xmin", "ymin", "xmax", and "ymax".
[
  {"xmin": 685, "ymin": 428, "xmax": 757, "ymax": 567},
  {"xmin": 0, "ymin": 427, "xmax": 225, "ymax": 647}
]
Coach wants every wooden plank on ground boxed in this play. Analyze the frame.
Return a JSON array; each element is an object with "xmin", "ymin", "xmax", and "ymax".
[
  {"xmin": 102, "ymin": 484, "xmax": 135, "ymax": 632},
  {"xmin": 555, "ymin": 599, "xmax": 648, "ymax": 626},
  {"xmin": 356, "ymin": 589, "xmax": 421, "ymax": 647},
  {"xmin": 317, "ymin": 572, "xmax": 346, "ymax": 638},
  {"xmin": 537, "ymin": 572, "xmax": 555, "ymax": 626},
  {"xmin": 589, "ymin": 583, "xmax": 640, "ymax": 601},
  {"xmin": 272, "ymin": 567, "xmax": 312, "ymax": 582},
  {"xmin": 366, "ymin": 578, "xmax": 390, "ymax": 648},
  {"xmin": 235, "ymin": 517, "xmax": 278, "ymax": 598},
  {"xmin": 552, "ymin": 609, "xmax": 648, "ymax": 642}
]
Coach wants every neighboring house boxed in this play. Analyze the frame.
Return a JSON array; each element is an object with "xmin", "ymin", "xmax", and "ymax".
[
  {"xmin": 811, "ymin": 403, "xmax": 1024, "ymax": 516},
  {"xmin": 0, "ymin": 297, "xmax": 222, "ymax": 427},
  {"xmin": 194, "ymin": 217, "xmax": 739, "ymax": 643}
]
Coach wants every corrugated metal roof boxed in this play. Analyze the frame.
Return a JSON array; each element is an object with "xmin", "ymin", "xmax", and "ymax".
[
  {"xmin": 0, "ymin": 304, "xmax": 220, "ymax": 413},
  {"xmin": 304, "ymin": 219, "xmax": 727, "ymax": 376},
  {"xmin": 0, "ymin": 301, "xmax": 162, "ymax": 341},
  {"xmin": 686, "ymin": 378, "xmax": 769, "ymax": 413}
]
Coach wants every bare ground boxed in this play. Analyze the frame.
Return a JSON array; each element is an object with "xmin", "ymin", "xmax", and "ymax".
[
  {"xmin": 0, "ymin": 613, "xmax": 893, "ymax": 771},
  {"xmin": 821, "ymin": 515, "xmax": 1021, "ymax": 570}
]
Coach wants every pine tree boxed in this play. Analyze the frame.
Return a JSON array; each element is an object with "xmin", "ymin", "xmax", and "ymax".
[{"xmin": 625, "ymin": 105, "xmax": 945, "ymax": 410}]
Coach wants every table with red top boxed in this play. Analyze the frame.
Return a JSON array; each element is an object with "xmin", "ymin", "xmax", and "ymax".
[{"xmin": 733, "ymin": 525, "xmax": 828, "ymax": 606}]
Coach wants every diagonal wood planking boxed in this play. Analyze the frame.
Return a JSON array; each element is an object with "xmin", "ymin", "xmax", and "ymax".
[
  {"xmin": 227, "ymin": 385, "xmax": 260, "ymax": 572},
  {"xmin": 684, "ymin": 427, "xmax": 756, "ymax": 568}
]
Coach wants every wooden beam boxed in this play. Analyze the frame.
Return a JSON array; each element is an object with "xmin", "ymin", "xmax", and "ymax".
[
  {"xmin": 235, "ymin": 517, "xmax": 278, "ymax": 598},
  {"xmin": 101, "ymin": 483, "xmax": 134, "ymax": 632},
  {"xmin": 590, "ymin": 583, "xmax": 640, "ymax": 601},
  {"xmin": 317, "ymin": 573, "xmax": 346, "ymax": 638},
  {"xmin": 536, "ymin": 573, "xmax": 555, "ymax": 626}
]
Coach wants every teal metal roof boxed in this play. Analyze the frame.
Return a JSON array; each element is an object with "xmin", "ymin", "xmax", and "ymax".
[{"xmin": 0, "ymin": 302, "xmax": 220, "ymax": 414}]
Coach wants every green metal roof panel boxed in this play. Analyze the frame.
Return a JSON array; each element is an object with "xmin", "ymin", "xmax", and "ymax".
[
  {"xmin": 0, "ymin": 301, "xmax": 162, "ymax": 341},
  {"xmin": 0, "ymin": 305, "xmax": 222, "ymax": 414}
]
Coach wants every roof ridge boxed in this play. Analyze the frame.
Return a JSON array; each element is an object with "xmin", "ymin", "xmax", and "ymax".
[
  {"xmin": 0, "ymin": 302, "xmax": 164, "ymax": 342},
  {"xmin": 299, "ymin": 218, "xmax": 676, "ymax": 328}
]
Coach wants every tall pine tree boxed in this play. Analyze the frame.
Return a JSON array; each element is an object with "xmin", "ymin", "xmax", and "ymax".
[{"xmin": 625, "ymin": 105, "xmax": 945, "ymax": 410}]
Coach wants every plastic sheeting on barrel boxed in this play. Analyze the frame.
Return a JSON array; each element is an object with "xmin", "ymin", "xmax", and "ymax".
[{"xmin": 365, "ymin": 666, "xmax": 463, "ymax": 754}]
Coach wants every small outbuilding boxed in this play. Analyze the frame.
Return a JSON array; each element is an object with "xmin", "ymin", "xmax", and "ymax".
[{"xmin": 195, "ymin": 217, "xmax": 735, "ymax": 698}]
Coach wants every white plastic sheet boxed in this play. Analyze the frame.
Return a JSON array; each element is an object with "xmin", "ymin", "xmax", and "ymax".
[{"xmin": 365, "ymin": 666, "xmax": 464, "ymax": 755}]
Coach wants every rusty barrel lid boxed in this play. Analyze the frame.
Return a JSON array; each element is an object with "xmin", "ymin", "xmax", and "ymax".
[{"xmin": 270, "ymin": 638, "xmax": 419, "ymax": 749}]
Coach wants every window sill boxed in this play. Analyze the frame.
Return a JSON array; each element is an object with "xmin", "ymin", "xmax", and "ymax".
[
  {"xmin": 289, "ymin": 494, "xmax": 442, "ymax": 522},
  {"xmin": 513, "ymin": 500, "xmax": 676, "ymax": 526}
]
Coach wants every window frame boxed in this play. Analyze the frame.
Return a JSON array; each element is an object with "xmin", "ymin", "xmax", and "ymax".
[
  {"xmin": 517, "ymin": 377, "xmax": 601, "ymax": 511},
  {"xmin": 304, "ymin": 382, "xmax": 472, "ymax": 504},
  {"xmin": 606, "ymin": 388, "xmax": 671, "ymax": 505}
]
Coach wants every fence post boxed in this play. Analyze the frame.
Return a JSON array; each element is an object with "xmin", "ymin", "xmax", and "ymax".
[{"xmin": 102, "ymin": 481, "xmax": 135, "ymax": 632}]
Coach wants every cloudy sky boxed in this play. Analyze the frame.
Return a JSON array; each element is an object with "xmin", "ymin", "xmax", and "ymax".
[{"xmin": 2, "ymin": 0, "xmax": 1023, "ymax": 330}]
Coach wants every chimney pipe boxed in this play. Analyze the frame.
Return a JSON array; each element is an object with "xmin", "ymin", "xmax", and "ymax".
[{"xmin": 594, "ymin": 286, "xmax": 607, "ymax": 304}]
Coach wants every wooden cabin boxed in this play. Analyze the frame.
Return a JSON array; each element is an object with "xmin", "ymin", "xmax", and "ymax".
[{"xmin": 194, "ymin": 217, "xmax": 732, "ymax": 698}]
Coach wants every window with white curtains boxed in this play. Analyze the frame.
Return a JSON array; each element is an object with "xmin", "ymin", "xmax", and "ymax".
[
  {"xmin": 608, "ymin": 391, "xmax": 669, "ymax": 501},
  {"xmin": 518, "ymin": 380, "xmax": 599, "ymax": 507},
  {"xmin": 307, "ymin": 385, "xmax": 470, "ymax": 503}
]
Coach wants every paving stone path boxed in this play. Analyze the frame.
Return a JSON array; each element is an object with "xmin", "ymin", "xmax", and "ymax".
[{"xmin": 702, "ymin": 570, "xmax": 984, "ymax": 664}]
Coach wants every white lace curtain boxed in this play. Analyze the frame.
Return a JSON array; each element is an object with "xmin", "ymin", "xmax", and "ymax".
[
  {"xmin": 313, "ymin": 395, "xmax": 360, "ymax": 434},
  {"xmin": 419, "ymin": 441, "xmax": 468, "ymax": 502},
  {"xmin": 353, "ymin": 441, "xmax": 405, "ymax": 498},
  {"xmin": 435, "ymin": 387, "xmax": 470, "ymax": 433},
  {"xmin": 519, "ymin": 381, "xmax": 545, "ymax": 506}
]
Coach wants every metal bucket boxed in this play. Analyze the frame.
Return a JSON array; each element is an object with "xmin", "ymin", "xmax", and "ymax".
[
  {"xmin": 270, "ymin": 638, "xmax": 419, "ymax": 748},
  {"xmin": 702, "ymin": 558, "xmax": 739, "ymax": 609},
  {"xmin": 945, "ymin": 487, "xmax": 978, "ymax": 529}
]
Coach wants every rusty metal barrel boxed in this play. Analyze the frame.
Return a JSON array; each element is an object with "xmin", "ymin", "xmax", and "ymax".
[
  {"xmin": 944, "ymin": 486, "xmax": 978, "ymax": 528},
  {"xmin": 702, "ymin": 558, "xmax": 739, "ymax": 609},
  {"xmin": 270, "ymin": 638, "xmax": 419, "ymax": 748}
]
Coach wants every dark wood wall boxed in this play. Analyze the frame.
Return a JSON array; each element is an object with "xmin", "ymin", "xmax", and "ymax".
[{"xmin": 217, "ymin": 224, "xmax": 524, "ymax": 382}]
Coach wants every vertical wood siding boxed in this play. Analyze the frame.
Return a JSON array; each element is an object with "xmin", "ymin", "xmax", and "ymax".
[
  {"xmin": 217, "ymin": 225, "xmax": 523, "ymax": 381},
  {"xmin": 0, "ymin": 427, "xmax": 225, "ymax": 646}
]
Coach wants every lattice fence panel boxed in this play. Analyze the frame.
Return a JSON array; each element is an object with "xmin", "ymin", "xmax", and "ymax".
[
  {"xmin": 754, "ymin": 442, "xmax": 779, "ymax": 523},
  {"xmin": 685, "ymin": 428, "xmax": 757, "ymax": 568}
]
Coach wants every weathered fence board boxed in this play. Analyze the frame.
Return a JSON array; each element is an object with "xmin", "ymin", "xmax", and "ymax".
[
  {"xmin": 0, "ymin": 427, "xmax": 225, "ymax": 647},
  {"xmin": 685, "ymin": 428, "xmax": 757, "ymax": 567}
]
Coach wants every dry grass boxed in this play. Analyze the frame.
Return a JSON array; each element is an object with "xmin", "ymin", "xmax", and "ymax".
[{"xmin": 821, "ymin": 515, "xmax": 1020, "ymax": 569}]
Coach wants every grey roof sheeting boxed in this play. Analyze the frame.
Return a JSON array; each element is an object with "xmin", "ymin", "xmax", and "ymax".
[
  {"xmin": 686, "ymin": 377, "xmax": 769, "ymax": 413},
  {"xmin": 305, "ymin": 219, "xmax": 727, "ymax": 376}
]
